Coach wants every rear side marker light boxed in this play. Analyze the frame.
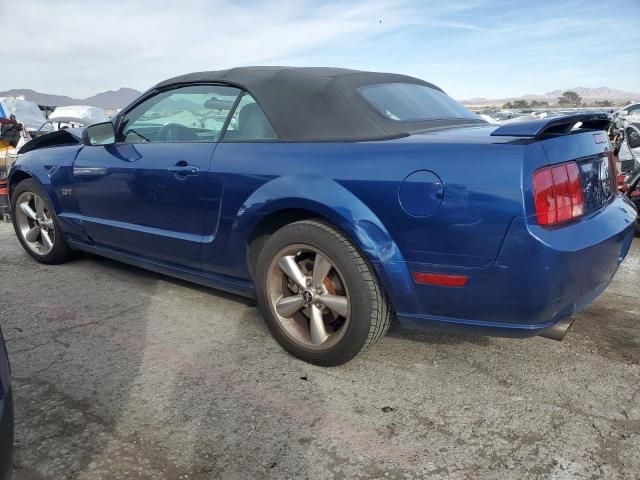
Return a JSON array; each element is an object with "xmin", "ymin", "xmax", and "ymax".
[
  {"xmin": 413, "ymin": 272, "xmax": 468, "ymax": 287},
  {"xmin": 533, "ymin": 161, "xmax": 584, "ymax": 226}
]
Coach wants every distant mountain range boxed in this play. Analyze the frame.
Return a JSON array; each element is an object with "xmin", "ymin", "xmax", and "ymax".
[
  {"xmin": 0, "ymin": 88, "xmax": 142, "ymax": 111},
  {"xmin": 2, "ymin": 85, "xmax": 638, "ymax": 110},
  {"xmin": 462, "ymin": 87, "xmax": 640, "ymax": 106}
]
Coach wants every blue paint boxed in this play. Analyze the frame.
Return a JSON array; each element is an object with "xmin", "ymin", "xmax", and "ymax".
[
  {"xmin": 8, "ymin": 117, "xmax": 637, "ymax": 339},
  {"xmin": 398, "ymin": 170, "xmax": 443, "ymax": 217}
]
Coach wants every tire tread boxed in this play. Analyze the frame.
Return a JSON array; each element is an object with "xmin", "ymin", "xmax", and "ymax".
[
  {"xmin": 297, "ymin": 219, "xmax": 392, "ymax": 354},
  {"xmin": 10, "ymin": 178, "xmax": 72, "ymax": 265}
]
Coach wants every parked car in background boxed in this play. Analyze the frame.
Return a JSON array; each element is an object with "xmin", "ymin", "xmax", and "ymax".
[
  {"xmin": 45, "ymin": 105, "xmax": 110, "ymax": 131},
  {"xmin": 617, "ymin": 124, "xmax": 640, "ymax": 234},
  {"xmin": 7, "ymin": 67, "xmax": 638, "ymax": 365},
  {"xmin": 0, "ymin": 325, "xmax": 13, "ymax": 480},
  {"xmin": 615, "ymin": 103, "xmax": 640, "ymax": 132},
  {"xmin": 0, "ymin": 97, "xmax": 50, "ymax": 134},
  {"xmin": 616, "ymin": 102, "xmax": 640, "ymax": 118}
]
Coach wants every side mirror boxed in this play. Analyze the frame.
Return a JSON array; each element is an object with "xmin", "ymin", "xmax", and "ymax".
[
  {"xmin": 82, "ymin": 121, "xmax": 115, "ymax": 146},
  {"xmin": 627, "ymin": 126, "xmax": 640, "ymax": 149}
]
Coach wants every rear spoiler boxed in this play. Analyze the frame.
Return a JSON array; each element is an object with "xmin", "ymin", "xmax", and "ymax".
[{"xmin": 490, "ymin": 113, "xmax": 611, "ymax": 139}]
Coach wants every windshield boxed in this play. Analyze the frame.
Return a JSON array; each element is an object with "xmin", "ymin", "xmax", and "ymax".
[{"xmin": 359, "ymin": 83, "xmax": 479, "ymax": 122}]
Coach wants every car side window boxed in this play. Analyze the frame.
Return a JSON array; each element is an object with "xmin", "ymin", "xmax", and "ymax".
[
  {"xmin": 118, "ymin": 85, "xmax": 242, "ymax": 143},
  {"xmin": 222, "ymin": 93, "xmax": 277, "ymax": 141}
]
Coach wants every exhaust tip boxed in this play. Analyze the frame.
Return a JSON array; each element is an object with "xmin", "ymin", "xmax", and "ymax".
[{"xmin": 539, "ymin": 317, "xmax": 574, "ymax": 341}]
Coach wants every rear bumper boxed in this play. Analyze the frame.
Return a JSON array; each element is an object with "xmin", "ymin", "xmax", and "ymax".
[{"xmin": 392, "ymin": 194, "xmax": 637, "ymax": 336}]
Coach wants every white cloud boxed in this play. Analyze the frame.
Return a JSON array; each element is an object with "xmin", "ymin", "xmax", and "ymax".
[
  {"xmin": 2, "ymin": 0, "xmax": 420, "ymax": 96},
  {"xmin": 4, "ymin": 0, "xmax": 637, "ymax": 99}
]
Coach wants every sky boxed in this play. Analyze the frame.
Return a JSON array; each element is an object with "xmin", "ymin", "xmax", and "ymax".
[{"xmin": 2, "ymin": 0, "xmax": 639, "ymax": 100}]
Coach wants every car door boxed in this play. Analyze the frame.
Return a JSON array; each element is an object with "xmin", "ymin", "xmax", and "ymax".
[
  {"xmin": 71, "ymin": 84, "xmax": 242, "ymax": 269},
  {"xmin": 200, "ymin": 91, "xmax": 279, "ymax": 277}
]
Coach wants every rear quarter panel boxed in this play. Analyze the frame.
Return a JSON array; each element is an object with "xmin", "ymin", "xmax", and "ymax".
[{"xmin": 210, "ymin": 131, "xmax": 530, "ymax": 283}]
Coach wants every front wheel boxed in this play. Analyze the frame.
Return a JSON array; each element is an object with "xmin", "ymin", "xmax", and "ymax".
[
  {"xmin": 11, "ymin": 179, "xmax": 72, "ymax": 264},
  {"xmin": 255, "ymin": 220, "xmax": 392, "ymax": 366}
]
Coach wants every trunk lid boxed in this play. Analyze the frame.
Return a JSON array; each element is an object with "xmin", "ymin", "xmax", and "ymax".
[
  {"xmin": 491, "ymin": 113, "xmax": 615, "ymax": 216},
  {"xmin": 539, "ymin": 130, "xmax": 615, "ymax": 214}
]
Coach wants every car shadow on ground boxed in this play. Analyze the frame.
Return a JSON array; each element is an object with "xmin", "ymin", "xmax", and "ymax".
[
  {"xmin": 8, "ymin": 247, "xmax": 496, "ymax": 478},
  {"xmin": 386, "ymin": 322, "xmax": 493, "ymax": 347},
  {"xmin": 86, "ymin": 253, "xmax": 259, "ymax": 307},
  {"xmin": 4, "ymin": 235, "xmax": 640, "ymax": 479},
  {"xmin": 5, "ymin": 247, "xmax": 324, "ymax": 478}
]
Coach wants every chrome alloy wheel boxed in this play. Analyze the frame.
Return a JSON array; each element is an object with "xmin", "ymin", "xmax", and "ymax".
[
  {"xmin": 266, "ymin": 244, "xmax": 351, "ymax": 350},
  {"xmin": 15, "ymin": 191, "xmax": 56, "ymax": 256}
]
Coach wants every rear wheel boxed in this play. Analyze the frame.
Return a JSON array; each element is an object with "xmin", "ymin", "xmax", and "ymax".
[
  {"xmin": 255, "ymin": 219, "xmax": 391, "ymax": 366},
  {"xmin": 11, "ymin": 179, "xmax": 72, "ymax": 264}
]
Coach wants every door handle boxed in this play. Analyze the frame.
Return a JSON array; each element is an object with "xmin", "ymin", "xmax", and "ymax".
[{"xmin": 168, "ymin": 162, "xmax": 199, "ymax": 177}]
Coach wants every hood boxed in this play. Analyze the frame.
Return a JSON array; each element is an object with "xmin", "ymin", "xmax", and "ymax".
[{"xmin": 18, "ymin": 127, "xmax": 84, "ymax": 154}]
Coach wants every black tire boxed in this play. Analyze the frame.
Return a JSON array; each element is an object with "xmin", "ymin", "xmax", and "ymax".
[
  {"xmin": 255, "ymin": 219, "xmax": 392, "ymax": 366},
  {"xmin": 11, "ymin": 178, "xmax": 73, "ymax": 264}
]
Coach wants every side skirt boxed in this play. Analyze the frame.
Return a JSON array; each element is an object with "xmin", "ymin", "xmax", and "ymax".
[{"xmin": 68, "ymin": 239, "xmax": 256, "ymax": 299}]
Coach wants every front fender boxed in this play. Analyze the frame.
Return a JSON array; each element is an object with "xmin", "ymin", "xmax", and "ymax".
[
  {"xmin": 8, "ymin": 146, "xmax": 89, "ymax": 242},
  {"xmin": 8, "ymin": 150, "xmax": 67, "ymax": 212},
  {"xmin": 8, "ymin": 154, "xmax": 49, "ymax": 197},
  {"xmin": 232, "ymin": 174, "xmax": 419, "ymax": 312}
]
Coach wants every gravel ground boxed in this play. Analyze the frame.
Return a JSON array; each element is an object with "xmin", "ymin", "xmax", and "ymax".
[{"xmin": 0, "ymin": 221, "xmax": 638, "ymax": 480}]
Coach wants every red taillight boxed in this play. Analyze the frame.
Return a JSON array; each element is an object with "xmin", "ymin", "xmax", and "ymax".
[
  {"xmin": 412, "ymin": 272, "xmax": 468, "ymax": 287},
  {"xmin": 533, "ymin": 161, "xmax": 584, "ymax": 227},
  {"xmin": 566, "ymin": 162, "xmax": 584, "ymax": 218}
]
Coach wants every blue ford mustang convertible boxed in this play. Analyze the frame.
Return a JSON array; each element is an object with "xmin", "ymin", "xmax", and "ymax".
[{"xmin": 8, "ymin": 67, "xmax": 637, "ymax": 365}]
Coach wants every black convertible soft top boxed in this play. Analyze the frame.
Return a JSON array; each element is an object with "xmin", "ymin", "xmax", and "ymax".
[{"xmin": 154, "ymin": 67, "xmax": 484, "ymax": 141}]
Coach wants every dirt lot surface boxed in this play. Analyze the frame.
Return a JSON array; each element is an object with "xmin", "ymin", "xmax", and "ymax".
[{"xmin": 1, "ymin": 222, "xmax": 638, "ymax": 479}]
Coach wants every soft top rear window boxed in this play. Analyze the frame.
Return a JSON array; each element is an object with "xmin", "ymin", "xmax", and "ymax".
[{"xmin": 359, "ymin": 83, "xmax": 479, "ymax": 122}]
